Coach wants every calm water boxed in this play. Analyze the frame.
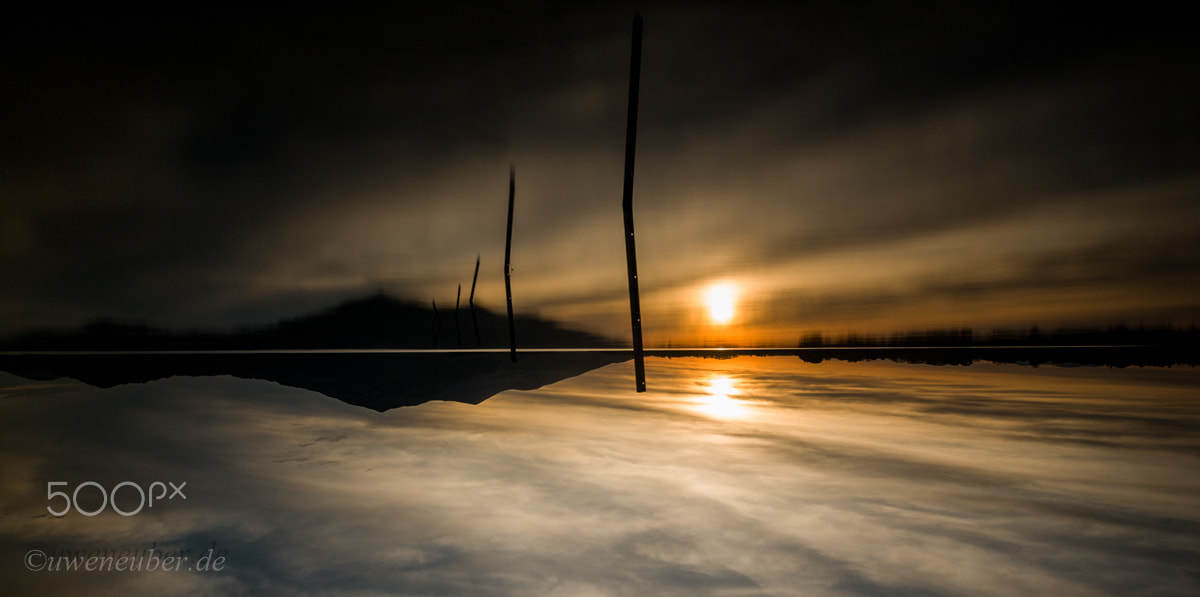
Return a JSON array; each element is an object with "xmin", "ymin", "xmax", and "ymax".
[{"xmin": 2, "ymin": 357, "xmax": 1198, "ymax": 596}]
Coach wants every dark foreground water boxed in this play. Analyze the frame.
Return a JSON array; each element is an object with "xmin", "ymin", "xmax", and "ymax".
[{"xmin": 2, "ymin": 357, "xmax": 1198, "ymax": 596}]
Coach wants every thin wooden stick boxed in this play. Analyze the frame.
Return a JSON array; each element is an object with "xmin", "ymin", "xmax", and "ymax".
[
  {"xmin": 470, "ymin": 255, "xmax": 481, "ymax": 345},
  {"xmin": 505, "ymin": 167, "xmax": 517, "ymax": 362}
]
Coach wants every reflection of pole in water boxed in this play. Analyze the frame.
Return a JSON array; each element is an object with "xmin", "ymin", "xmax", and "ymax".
[
  {"xmin": 621, "ymin": 15, "xmax": 646, "ymax": 392},
  {"xmin": 469, "ymin": 255, "xmax": 481, "ymax": 345},
  {"xmin": 504, "ymin": 167, "xmax": 517, "ymax": 362},
  {"xmin": 455, "ymin": 284, "xmax": 462, "ymax": 347}
]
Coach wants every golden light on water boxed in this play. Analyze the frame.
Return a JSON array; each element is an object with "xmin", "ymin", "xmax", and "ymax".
[
  {"xmin": 693, "ymin": 374, "xmax": 751, "ymax": 419},
  {"xmin": 704, "ymin": 282, "xmax": 738, "ymax": 325}
]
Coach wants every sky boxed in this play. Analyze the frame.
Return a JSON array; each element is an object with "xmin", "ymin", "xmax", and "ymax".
[{"xmin": 3, "ymin": 2, "xmax": 1198, "ymax": 345}]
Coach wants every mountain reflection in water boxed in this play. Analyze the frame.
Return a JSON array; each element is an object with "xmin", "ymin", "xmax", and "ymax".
[{"xmin": 2, "ymin": 357, "xmax": 1197, "ymax": 596}]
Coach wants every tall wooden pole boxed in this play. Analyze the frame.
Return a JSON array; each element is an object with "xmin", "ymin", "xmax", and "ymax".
[
  {"xmin": 622, "ymin": 15, "xmax": 647, "ymax": 392},
  {"xmin": 504, "ymin": 167, "xmax": 517, "ymax": 362}
]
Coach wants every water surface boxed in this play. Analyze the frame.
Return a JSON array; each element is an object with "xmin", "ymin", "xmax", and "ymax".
[{"xmin": 2, "ymin": 357, "xmax": 1197, "ymax": 595}]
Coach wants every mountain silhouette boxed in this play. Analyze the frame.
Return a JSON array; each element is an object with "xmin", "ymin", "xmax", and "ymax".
[
  {"xmin": 0, "ymin": 293, "xmax": 628, "ymax": 410},
  {"xmin": 2, "ymin": 292, "xmax": 617, "ymax": 351}
]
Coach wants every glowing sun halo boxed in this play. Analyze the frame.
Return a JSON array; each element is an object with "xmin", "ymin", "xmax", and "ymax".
[{"xmin": 704, "ymin": 283, "xmax": 738, "ymax": 324}]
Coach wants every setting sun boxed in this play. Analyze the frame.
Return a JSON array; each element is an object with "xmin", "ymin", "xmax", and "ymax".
[{"xmin": 704, "ymin": 283, "xmax": 738, "ymax": 325}]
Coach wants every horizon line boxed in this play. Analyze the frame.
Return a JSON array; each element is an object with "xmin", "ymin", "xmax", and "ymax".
[{"xmin": 0, "ymin": 345, "xmax": 1162, "ymax": 357}]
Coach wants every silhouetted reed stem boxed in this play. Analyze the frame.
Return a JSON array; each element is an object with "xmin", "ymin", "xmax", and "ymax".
[
  {"xmin": 505, "ymin": 167, "xmax": 517, "ymax": 362},
  {"xmin": 470, "ymin": 255, "xmax": 481, "ymax": 345}
]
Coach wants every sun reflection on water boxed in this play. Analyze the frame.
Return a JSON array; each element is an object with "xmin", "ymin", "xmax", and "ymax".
[{"xmin": 693, "ymin": 375, "xmax": 753, "ymax": 419}]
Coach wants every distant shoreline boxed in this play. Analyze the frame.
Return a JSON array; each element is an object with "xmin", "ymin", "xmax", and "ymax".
[{"xmin": 3, "ymin": 344, "xmax": 1195, "ymax": 366}]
